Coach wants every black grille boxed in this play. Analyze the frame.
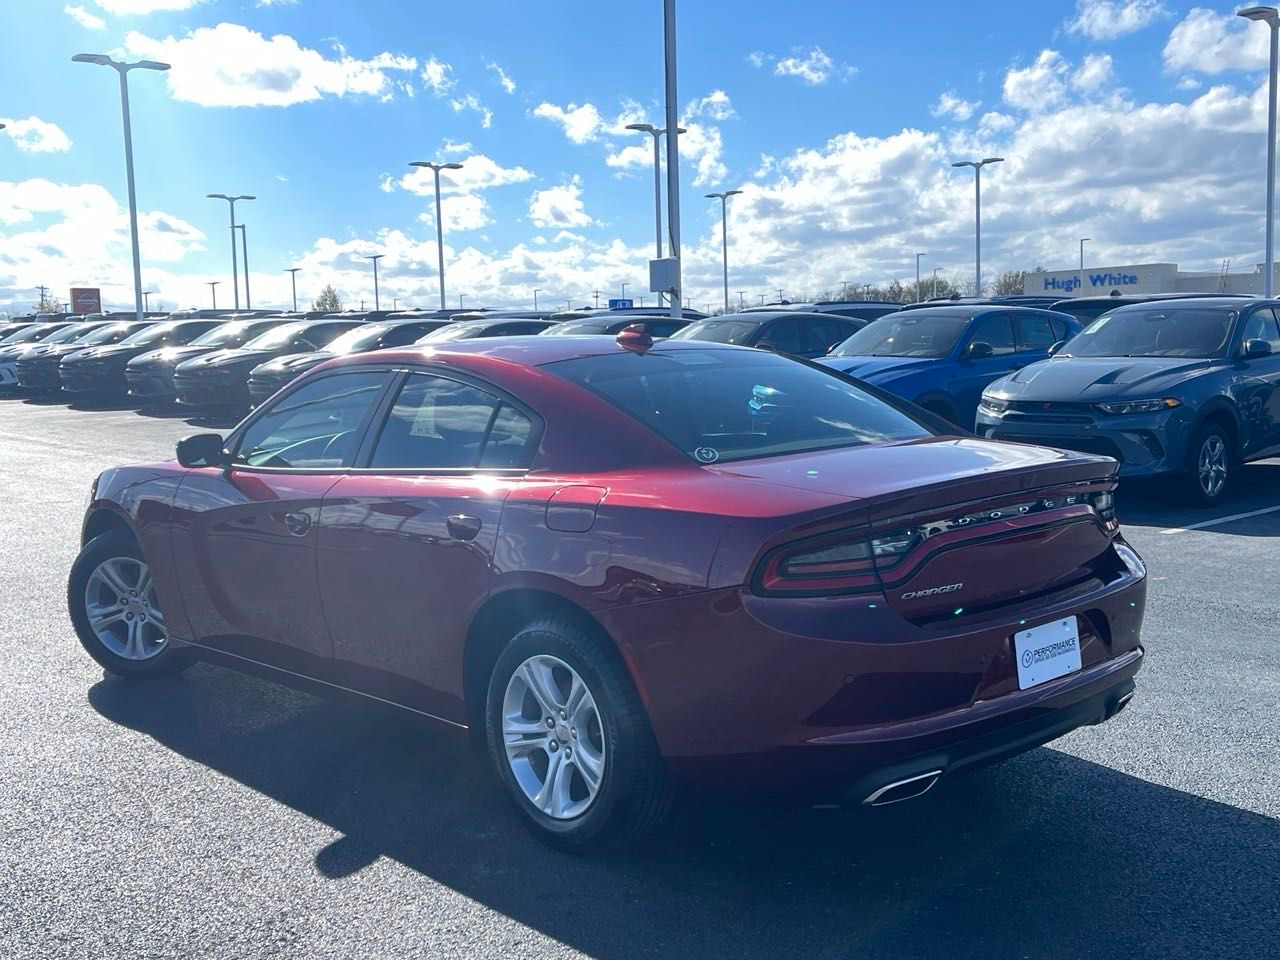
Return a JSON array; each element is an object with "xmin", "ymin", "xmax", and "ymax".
[{"xmin": 995, "ymin": 433, "xmax": 1123, "ymax": 461}]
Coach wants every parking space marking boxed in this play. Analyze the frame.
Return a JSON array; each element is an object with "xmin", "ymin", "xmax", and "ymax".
[{"xmin": 1159, "ymin": 504, "xmax": 1280, "ymax": 535}]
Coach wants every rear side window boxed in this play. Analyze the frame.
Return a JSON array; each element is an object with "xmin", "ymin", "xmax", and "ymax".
[
  {"xmin": 547, "ymin": 348, "xmax": 931, "ymax": 464},
  {"xmin": 234, "ymin": 370, "xmax": 388, "ymax": 468},
  {"xmin": 380, "ymin": 324, "xmax": 434, "ymax": 347},
  {"xmin": 969, "ymin": 315, "xmax": 1017, "ymax": 355},
  {"xmin": 1018, "ymin": 314, "xmax": 1058, "ymax": 351},
  {"xmin": 805, "ymin": 318, "xmax": 858, "ymax": 355},
  {"xmin": 306, "ymin": 323, "xmax": 360, "ymax": 348},
  {"xmin": 756, "ymin": 317, "xmax": 804, "ymax": 354},
  {"xmin": 368, "ymin": 373, "xmax": 536, "ymax": 469}
]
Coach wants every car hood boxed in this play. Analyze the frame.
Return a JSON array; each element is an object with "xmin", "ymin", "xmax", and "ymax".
[
  {"xmin": 18, "ymin": 343, "xmax": 88, "ymax": 362},
  {"xmin": 986, "ymin": 356, "xmax": 1216, "ymax": 401},
  {"xmin": 129, "ymin": 344, "xmax": 220, "ymax": 369},
  {"xmin": 176, "ymin": 348, "xmax": 278, "ymax": 371},
  {"xmin": 62, "ymin": 343, "xmax": 147, "ymax": 363},
  {"xmin": 252, "ymin": 351, "xmax": 330, "ymax": 375},
  {"xmin": 817, "ymin": 355, "xmax": 941, "ymax": 381}
]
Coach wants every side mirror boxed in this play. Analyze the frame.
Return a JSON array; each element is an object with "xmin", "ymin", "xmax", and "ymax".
[
  {"xmin": 1243, "ymin": 338, "xmax": 1273, "ymax": 359},
  {"xmin": 966, "ymin": 340, "xmax": 994, "ymax": 359},
  {"xmin": 176, "ymin": 432, "xmax": 228, "ymax": 468},
  {"xmin": 1047, "ymin": 340, "xmax": 1066, "ymax": 357}
]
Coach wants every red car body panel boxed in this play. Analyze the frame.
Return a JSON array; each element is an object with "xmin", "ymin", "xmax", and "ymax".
[{"xmin": 82, "ymin": 337, "xmax": 1146, "ymax": 804}]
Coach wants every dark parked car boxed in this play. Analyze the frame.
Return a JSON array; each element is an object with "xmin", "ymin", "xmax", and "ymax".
[
  {"xmin": 669, "ymin": 311, "xmax": 866, "ymax": 359},
  {"xmin": 246, "ymin": 318, "xmax": 455, "ymax": 405},
  {"xmin": 0, "ymin": 321, "xmax": 35, "ymax": 341},
  {"xmin": 70, "ymin": 335, "xmax": 1145, "ymax": 850},
  {"xmin": 172, "ymin": 318, "xmax": 363, "ymax": 414},
  {"xmin": 0, "ymin": 322, "xmax": 78, "ymax": 387},
  {"xmin": 745, "ymin": 301, "xmax": 902, "ymax": 322},
  {"xmin": 819, "ymin": 306, "xmax": 1081, "ymax": 427},
  {"xmin": 1049, "ymin": 292, "xmax": 1239, "ymax": 327},
  {"xmin": 57, "ymin": 318, "xmax": 225, "ymax": 400},
  {"xmin": 977, "ymin": 296, "xmax": 1280, "ymax": 504},
  {"xmin": 549, "ymin": 306, "xmax": 707, "ymax": 322},
  {"xmin": 418, "ymin": 318, "xmax": 560, "ymax": 342},
  {"xmin": 15, "ymin": 321, "xmax": 140, "ymax": 392},
  {"xmin": 126, "ymin": 316, "xmax": 296, "ymax": 404},
  {"xmin": 538, "ymin": 315, "xmax": 691, "ymax": 337}
]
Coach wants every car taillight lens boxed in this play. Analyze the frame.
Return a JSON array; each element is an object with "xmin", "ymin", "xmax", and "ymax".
[
  {"xmin": 1091, "ymin": 490, "xmax": 1118, "ymax": 532},
  {"xmin": 760, "ymin": 528, "xmax": 919, "ymax": 595}
]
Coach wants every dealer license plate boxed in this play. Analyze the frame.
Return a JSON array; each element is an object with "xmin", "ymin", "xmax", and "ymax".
[{"xmin": 1014, "ymin": 617, "xmax": 1082, "ymax": 690}]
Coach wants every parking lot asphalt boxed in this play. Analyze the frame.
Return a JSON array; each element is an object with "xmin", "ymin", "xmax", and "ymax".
[{"xmin": 1, "ymin": 394, "xmax": 1277, "ymax": 960}]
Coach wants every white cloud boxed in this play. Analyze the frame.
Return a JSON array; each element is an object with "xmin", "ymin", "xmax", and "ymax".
[
  {"xmin": 1065, "ymin": 0, "xmax": 1166, "ymax": 40},
  {"xmin": 123, "ymin": 24, "xmax": 417, "ymax": 107},
  {"xmin": 0, "ymin": 117, "xmax": 72, "ymax": 154},
  {"xmin": 450, "ymin": 94, "xmax": 493, "ymax": 128},
  {"xmin": 421, "ymin": 56, "xmax": 454, "ymax": 96},
  {"xmin": 931, "ymin": 91, "xmax": 981, "ymax": 122},
  {"xmin": 65, "ymin": 5, "xmax": 106, "ymax": 28},
  {"xmin": 257, "ymin": 0, "xmax": 299, "ymax": 6},
  {"xmin": 441, "ymin": 140, "xmax": 471, "ymax": 154},
  {"xmin": 775, "ymin": 47, "xmax": 837, "ymax": 85},
  {"xmin": 977, "ymin": 111, "xmax": 1016, "ymax": 135},
  {"xmin": 605, "ymin": 143, "xmax": 651, "ymax": 171},
  {"xmin": 1071, "ymin": 53, "xmax": 1115, "ymax": 94},
  {"xmin": 685, "ymin": 89, "xmax": 735, "ymax": 121},
  {"xmin": 384, "ymin": 154, "xmax": 533, "ymax": 233},
  {"xmin": 1003, "ymin": 50, "xmax": 1070, "ymax": 112},
  {"xmin": 746, "ymin": 51, "xmax": 767, "ymax": 68},
  {"xmin": 532, "ymin": 101, "xmax": 605, "ymax": 143},
  {"xmin": 93, "ymin": 0, "xmax": 201, "ymax": 12},
  {"xmin": 1164, "ymin": 8, "xmax": 1270, "ymax": 75},
  {"xmin": 486, "ymin": 61, "xmax": 516, "ymax": 94},
  {"xmin": 1177, "ymin": 75, "xmax": 1202, "ymax": 91},
  {"xmin": 529, "ymin": 177, "xmax": 594, "ymax": 228}
]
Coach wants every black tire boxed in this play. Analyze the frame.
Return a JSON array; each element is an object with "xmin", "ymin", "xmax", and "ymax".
[
  {"xmin": 485, "ymin": 618, "xmax": 671, "ymax": 852},
  {"xmin": 67, "ymin": 529, "xmax": 191, "ymax": 676},
  {"xmin": 1182, "ymin": 421, "xmax": 1232, "ymax": 506}
]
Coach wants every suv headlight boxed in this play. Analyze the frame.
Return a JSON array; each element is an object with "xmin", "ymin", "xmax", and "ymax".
[
  {"xmin": 979, "ymin": 395, "xmax": 1010, "ymax": 415},
  {"xmin": 1095, "ymin": 398, "xmax": 1181, "ymax": 415}
]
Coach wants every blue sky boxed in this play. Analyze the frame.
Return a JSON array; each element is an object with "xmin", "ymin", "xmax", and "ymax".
[{"xmin": 0, "ymin": 0, "xmax": 1274, "ymax": 313}]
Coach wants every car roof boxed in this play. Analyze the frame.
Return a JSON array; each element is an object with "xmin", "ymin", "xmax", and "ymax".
[
  {"xmin": 365, "ymin": 333, "xmax": 752, "ymax": 370},
  {"xmin": 1103, "ymin": 296, "xmax": 1262, "ymax": 312},
  {"xmin": 1056, "ymin": 293, "xmax": 1253, "ymax": 307}
]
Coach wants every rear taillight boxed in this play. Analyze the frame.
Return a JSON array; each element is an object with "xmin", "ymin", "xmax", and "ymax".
[
  {"xmin": 1092, "ymin": 490, "xmax": 1118, "ymax": 532},
  {"xmin": 758, "ymin": 528, "xmax": 918, "ymax": 596}
]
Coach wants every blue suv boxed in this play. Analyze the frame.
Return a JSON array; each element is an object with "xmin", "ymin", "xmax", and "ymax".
[
  {"xmin": 818, "ymin": 305, "xmax": 1080, "ymax": 427},
  {"xmin": 976, "ymin": 296, "xmax": 1280, "ymax": 504}
]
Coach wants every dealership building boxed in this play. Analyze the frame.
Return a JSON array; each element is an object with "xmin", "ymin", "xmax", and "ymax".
[{"xmin": 1024, "ymin": 262, "xmax": 1280, "ymax": 298}]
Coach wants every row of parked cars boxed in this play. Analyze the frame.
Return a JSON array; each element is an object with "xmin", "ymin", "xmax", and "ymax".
[{"xmin": 4, "ymin": 289, "xmax": 1277, "ymax": 504}]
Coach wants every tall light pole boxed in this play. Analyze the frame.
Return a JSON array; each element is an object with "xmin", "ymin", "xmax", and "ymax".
[
  {"xmin": 625, "ymin": 122, "xmax": 686, "ymax": 307},
  {"xmin": 662, "ymin": 0, "xmax": 682, "ymax": 319},
  {"xmin": 409, "ymin": 160, "xmax": 464, "ymax": 309},
  {"xmin": 621, "ymin": 281, "xmax": 629, "ymax": 301},
  {"xmin": 206, "ymin": 281, "xmax": 220, "ymax": 308},
  {"xmin": 737, "ymin": 290, "xmax": 745, "ymax": 310},
  {"xmin": 534, "ymin": 288, "xmax": 541, "ymax": 311},
  {"xmin": 72, "ymin": 54, "xmax": 170, "ymax": 321},
  {"xmin": 142, "ymin": 289, "xmax": 155, "ymax": 312},
  {"xmin": 915, "ymin": 252, "xmax": 927, "ymax": 303},
  {"xmin": 1079, "ymin": 237, "xmax": 1090, "ymax": 286},
  {"xmin": 285, "ymin": 267, "xmax": 300, "ymax": 312},
  {"xmin": 1240, "ymin": 7, "xmax": 1279, "ymax": 298},
  {"xmin": 951, "ymin": 157, "xmax": 1004, "ymax": 297},
  {"xmin": 704, "ymin": 189, "xmax": 743, "ymax": 314},
  {"xmin": 236, "ymin": 223, "xmax": 251, "ymax": 309},
  {"xmin": 206, "ymin": 192, "xmax": 254, "ymax": 310},
  {"xmin": 459, "ymin": 293, "xmax": 466, "ymax": 310},
  {"xmin": 932, "ymin": 267, "xmax": 941, "ymax": 300},
  {"xmin": 365, "ymin": 253, "xmax": 385, "ymax": 311}
]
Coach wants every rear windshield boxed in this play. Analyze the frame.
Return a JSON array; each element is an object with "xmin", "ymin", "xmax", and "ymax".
[
  {"xmin": 417, "ymin": 323, "xmax": 469, "ymax": 343},
  {"xmin": 830, "ymin": 313, "xmax": 968, "ymax": 358},
  {"xmin": 244, "ymin": 322, "xmax": 309, "ymax": 350},
  {"xmin": 542, "ymin": 318, "xmax": 610, "ymax": 335},
  {"xmin": 669, "ymin": 319, "xmax": 760, "ymax": 345},
  {"xmin": 325, "ymin": 324, "xmax": 392, "ymax": 354},
  {"xmin": 546, "ymin": 348, "xmax": 931, "ymax": 464},
  {"xmin": 122, "ymin": 322, "xmax": 183, "ymax": 346},
  {"xmin": 1061, "ymin": 307, "xmax": 1235, "ymax": 358},
  {"xmin": 77, "ymin": 322, "xmax": 145, "ymax": 346}
]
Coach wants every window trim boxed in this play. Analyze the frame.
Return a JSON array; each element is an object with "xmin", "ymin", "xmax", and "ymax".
[{"xmin": 348, "ymin": 364, "xmax": 545, "ymax": 475}]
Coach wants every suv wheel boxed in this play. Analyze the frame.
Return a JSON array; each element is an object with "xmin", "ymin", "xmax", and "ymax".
[
  {"xmin": 485, "ymin": 618, "xmax": 671, "ymax": 851},
  {"xmin": 67, "ymin": 530, "xmax": 190, "ymax": 676},
  {"xmin": 1184, "ymin": 422, "xmax": 1232, "ymax": 506}
]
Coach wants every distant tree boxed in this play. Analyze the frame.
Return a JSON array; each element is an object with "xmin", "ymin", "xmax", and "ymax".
[
  {"xmin": 34, "ymin": 295, "xmax": 64, "ymax": 313},
  {"xmin": 311, "ymin": 284, "xmax": 342, "ymax": 312},
  {"xmin": 992, "ymin": 270, "xmax": 1027, "ymax": 295},
  {"xmin": 884, "ymin": 279, "xmax": 906, "ymax": 303}
]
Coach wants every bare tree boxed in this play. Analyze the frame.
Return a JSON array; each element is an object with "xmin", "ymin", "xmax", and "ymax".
[{"xmin": 992, "ymin": 270, "xmax": 1027, "ymax": 295}]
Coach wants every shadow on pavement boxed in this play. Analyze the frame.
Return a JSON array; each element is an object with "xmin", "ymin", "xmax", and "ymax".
[
  {"xmin": 89, "ymin": 663, "xmax": 1280, "ymax": 960},
  {"xmin": 1117, "ymin": 460, "xmax": 1280, "ymax": 535}
]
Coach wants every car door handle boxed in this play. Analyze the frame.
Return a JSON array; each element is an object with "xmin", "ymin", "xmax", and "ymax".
[
  {"xmin": 447, "ymin": 514, "xmax": 482, "ymax": 541},
  {"xmin": 284, "ymin": 511, "xmax": 312, "ymax": 537}
]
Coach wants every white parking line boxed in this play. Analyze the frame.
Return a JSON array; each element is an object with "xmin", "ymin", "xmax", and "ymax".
[{"xmin": 1160, "ymin": 504, "xmax": 1280, "ymax": 535}]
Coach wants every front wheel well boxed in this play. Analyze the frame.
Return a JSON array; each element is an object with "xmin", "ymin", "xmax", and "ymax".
[
  {"xmin": 463, "ymin": 589, "xmax": 620, "ymax": 745},
  {"xmin": 81, "ymin": 508, "xmax": 134, "ymax": 548},
  {"xmin": 1195, "ymin": 408, "xmax": 1240, "ymax": 460}
]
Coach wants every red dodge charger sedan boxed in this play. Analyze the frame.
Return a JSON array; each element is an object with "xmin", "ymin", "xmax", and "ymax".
[{"xmin": 69, "ymin": 332, "xmax": 1146, "ymax": 849}]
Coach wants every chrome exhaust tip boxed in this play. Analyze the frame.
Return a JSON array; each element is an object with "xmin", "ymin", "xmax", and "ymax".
[{"xmin": 862, "ymin": 769, "xmax": 943, "ymax": 807}]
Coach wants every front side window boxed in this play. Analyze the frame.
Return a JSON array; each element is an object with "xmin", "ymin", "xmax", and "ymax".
[
  {"xmin": 1062, "ymin": 307, "xmax": 1235, "ymax": 358},
  {"xmin": 1240, "ymin": 308, "xmax": 1280, "ymax": 353},
  {"xmin": 830, "ymin": 313, "xmax": 969, "ymax": 358},
  {"xmin": 233, "ymin": 370, "xmax": 388, "ymax": 468},
  {"xmin": 547, "ymin": 348, "xmax": 931, "ymax": 464},
  {"xmin": 368, "ymin": 373, "xmax": 532, "ymax": 469},
  {"xmin": 969, "ymin": 315, "xmax": 1017, "ymax": 355}
]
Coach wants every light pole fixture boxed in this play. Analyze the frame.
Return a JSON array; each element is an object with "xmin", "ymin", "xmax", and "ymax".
[
  {"xmin": 236, "ymin": 223, "xmax": 251, "ymax": 309},
  {"xmin": 1079, "ymin": 237, "xmax": 1090, "ymax": 283},
  {"xmin": 1240, "ymin": 7, "xmax": 1279, "ymax": 298},
  {"xmin": 284, "ymin": 267, "xmax": 301, "ymax": 312},
  {"xmin": 409, "ymin": 160, "xmax": 464, "ymax": 309},
  {"xmin": 534, "ymin": 288, "xmax": 541, "ymax": 310},
  {"xmin": 737, "ymin": 290, "xmax": 746, "ymax": 310},
  {"xmin": 704, "ymin": 189, "xmax": 744, "ymax": 315},
  {"xmin": 206, "ymin": 192, "xmax": 255, "ymax": 310},
  {"xmin": 365, "ymin": 253, "xmax": 385, "ymax": 311},
  {"xmin": 915, "ymin": 252, "xmax": 927, "ymax": 303},
  {"xmin": 621, "ymin": 281, "xmax": 629, "ymax": 301},
  {"xmin": 142, "ymin": 290, "xmax": 155, "ymax": 312},
  {"xmin": 662, "ymin": 0, "xmax": 682, "ymax": 319},
  {"xmin": 206, "ymin": 280, "xmax": 220, "ymax": 309},
  {"xmin": 459, "ymin": 293, "xmax": 466, "ymax": 310},
  {"xmin": 932, "ymin": 266, "xmax": 941, "ymax": 300},
  {"xmin": 951, "ymin": 157, "xmax": 1004, "ymax": 296},
  {"xmin": 625, "ymin": 122, "xmax": 686, "ymax": 307},
  {"xmin": 72, "ymin": 53, "xmax": 170, "ymax": 321}
]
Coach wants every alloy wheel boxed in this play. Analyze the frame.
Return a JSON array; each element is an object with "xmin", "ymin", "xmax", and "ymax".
[
  {"xmin": 1197, "ymin": 434, "xmax": 1228, "ymax": 499},
  {"xmin": 83, "ymin": 556, "xmax": 167, "ymax": 661},
  {"xmin": 501, "ymin": 655, "xmax": 606, "ymax": 820}
]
